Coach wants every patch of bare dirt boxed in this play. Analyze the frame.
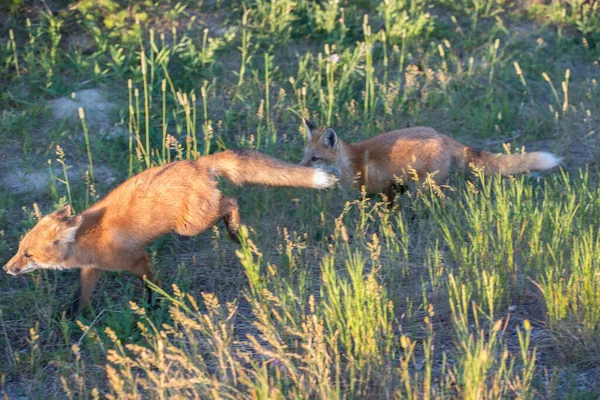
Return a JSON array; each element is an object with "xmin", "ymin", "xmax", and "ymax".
[
  {"xmin": 0, "ymin": 89, "xmax": 126, "ymax": 197},
  {"xmin": 0, "ymin": 165, "xmax": 117, "ymax": 195},
  {"xmin": 49, "ymin": 88, "xmax": 127, "ymax": 139}
]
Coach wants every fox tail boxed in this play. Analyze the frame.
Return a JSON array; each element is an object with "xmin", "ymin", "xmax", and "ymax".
[
  {"xmin": 206, "ymin": 149, "xmax": 337, "ymax": 189},
  {"xmin": 448, "ymin": 139, "xmax": 561, "ymax": 175}
]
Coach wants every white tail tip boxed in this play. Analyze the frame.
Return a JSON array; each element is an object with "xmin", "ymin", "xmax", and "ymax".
[
  {"xmin": 312, "ymin": 169, "xmax": 337, "ymax": 189},
  {"xmin": 533, "ymin": 152, "xmax": 561, "ymax": 170}
]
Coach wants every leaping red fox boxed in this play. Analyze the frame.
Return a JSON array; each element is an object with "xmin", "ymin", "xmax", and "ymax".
[
  {"xmin": 3, "ymin": 150, "xmax": 336, "ymax": 314},
  {"xmin": 299, "ymin": 120, "xmax": 560, "ymax": 201}
]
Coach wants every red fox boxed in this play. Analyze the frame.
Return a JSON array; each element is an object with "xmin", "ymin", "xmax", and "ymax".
[
  {"xmin": 3, "ymin": 150, "xmax": 336, "ymax": 314},
  {"xmin": 299, "ymin": 120, "xmax": 560, "ymax": 202}
]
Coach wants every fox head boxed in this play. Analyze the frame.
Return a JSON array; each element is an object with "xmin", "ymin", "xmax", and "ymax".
[
  {"xmin": 3, "ymin": 205, "xmax": 100, "ymax": 276},
  {"xmin": 298, "ymin": 120, "xmax": 341, "ymax": 171}
]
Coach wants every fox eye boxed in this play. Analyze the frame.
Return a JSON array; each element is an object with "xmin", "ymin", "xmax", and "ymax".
[
  {"xmin": 24, "ymin": 252, "xmax": 32, "ymax": 260},
  {"xmin": 311, "ymin": 157, "xmax": 321, "ymax": 162}
]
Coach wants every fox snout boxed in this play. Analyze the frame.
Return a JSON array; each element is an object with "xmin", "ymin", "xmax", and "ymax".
[
  {"xmin": 3, "ymin": 256, "xmax": 27, "ymax": 276},
  {"xmin": 3, "ymin": 262, "xmax": 19, "ymax": 276}
]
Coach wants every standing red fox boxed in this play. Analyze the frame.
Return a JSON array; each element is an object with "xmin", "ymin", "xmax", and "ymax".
[
  {"xmin": 3, "ymin": 150, "xmax": 336, "ymax": 314},
  {"xmin": 299, "ymin": 120, "xmax": 560, "ymax": 201}
]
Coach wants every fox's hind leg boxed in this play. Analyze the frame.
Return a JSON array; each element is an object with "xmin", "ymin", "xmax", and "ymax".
[
  {"xmin": 220, "ymin": 197, "xmax": 242, "ymax": 243},
  {"xmin": 174, "ymin": 195, "xmax": 241, "ymax": 243},
  {"xmin": 69, "ymin": 268, "xmax": 101, "ymax": 317}
]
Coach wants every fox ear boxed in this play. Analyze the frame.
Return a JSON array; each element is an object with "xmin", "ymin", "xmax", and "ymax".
[
  {"xmin": 56, "ymin": 208, "xmax": 105, "ymax": 245},
  {"xmin": 58, "ymin": 215, "xmax": 83, "ymax": 244},
  {"xmin": 51, "ymin": 205, "xmax": 73, "ymax": 221},
  {"xmin": 77, "ymin": 208, "xmax": 105, "ymax": 237},
  {"xmin": 323, "ymin": 128, "xmax": 338, "ymax": 149},
  {"xmin": 303, "ymin": 119, "xmax": 316, "ymax": 141}
]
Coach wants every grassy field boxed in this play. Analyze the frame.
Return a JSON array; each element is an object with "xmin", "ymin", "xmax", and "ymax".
[{"xmin": 1, "ymin": 0, "xmax": 599, "ymax": 398}]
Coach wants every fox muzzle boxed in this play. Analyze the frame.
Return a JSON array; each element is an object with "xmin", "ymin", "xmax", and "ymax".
[
  {"xmin": 3, "ymin": 264, "xmax": 17, "ymax": 275},
  {"xmin": 3, "ymin": 262, "xmax": 27, "ymax": 276}
]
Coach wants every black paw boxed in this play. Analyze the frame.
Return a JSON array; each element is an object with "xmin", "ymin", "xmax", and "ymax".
[
  {"xmin": 144, "ymin": 287, "xmax": 162, "ymax": 310},
  {"xmin": 66, "ymin": 300, "xmax": 80, "ymax": 320},
  {"xmin": 227, "ymin": 228, "xmax": 241, "ymax": 244},
  {"xmin": 223, "ymin": 216, "xmax": 241, "ymax": 244}
]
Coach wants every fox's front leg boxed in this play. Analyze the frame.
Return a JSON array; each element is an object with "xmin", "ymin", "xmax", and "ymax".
[
  {"xmin": 382, "ymin": 184, "xmax": 396, "ymax": 206},
  {"xmin": 128, "ymin": 253, "xmax": 160, "ymax": 307},
  {"xmin": 382, "ymin": 183, "xmax": 408, "ymax": 209},
  {"xmin": 69, "ymin": 268, "xmax": 101, "ymax": 317}
]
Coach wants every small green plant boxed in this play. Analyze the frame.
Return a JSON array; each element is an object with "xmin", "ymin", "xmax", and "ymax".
[
  {"xmin": 313, "ymin": 0, "xmax": 347, "ymax": 41},
  {"xmin": 8, "ymin": 29, "xmax": 20, "ymax": 79},
  {"xmin": 538, "ymin": 226, "xmax": 600, "ymax": 360},
  {"xmin": 250, "ymin": 0, "xmax": 298, "ymax": 40},
  {"xmin": 435, "ymin": 0, "xmax": 507, "ymax": 32},
  {"xmin": 529, "ymin": 0, "xmax": 600, "ymax": 39},
  {"xmin": 75, "ymin": 0, "xmax": 149, "ymax": 44},
  {"xmin": 236, "ymin": 8, "xmax": 253, "ymax": 88},
  {"xmin": 378, "ymin": 0, "xmax": 435, "ymax": 43},
  {"xmin": 179, "ymin": 28, "xmax": 235, "ymax": 72}
]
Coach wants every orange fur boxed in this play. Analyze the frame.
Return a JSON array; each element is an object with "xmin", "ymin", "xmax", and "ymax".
[
  {"xmin": 300, "ymin": 121, "xmax": 560, "ymax": 200},
  {"xmin": 3, "ymin": 150, "xmax": 336, "ymax": 314}
]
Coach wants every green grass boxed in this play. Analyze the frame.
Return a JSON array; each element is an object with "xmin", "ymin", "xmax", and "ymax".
[{"xmin": 1, "ymin": 0, "xmax": 600, "ymax": 398}]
